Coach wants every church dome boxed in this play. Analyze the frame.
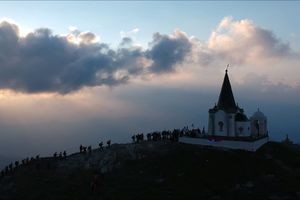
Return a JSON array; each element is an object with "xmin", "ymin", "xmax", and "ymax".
[{"xmin": 252, "ymin": 109, "xmax": 266, "ymax": 120}]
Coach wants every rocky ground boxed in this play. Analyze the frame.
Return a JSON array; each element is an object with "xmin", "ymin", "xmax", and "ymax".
[{"xmin": 1, "ymin": 140, "xmax": 300, "ymax": 200}]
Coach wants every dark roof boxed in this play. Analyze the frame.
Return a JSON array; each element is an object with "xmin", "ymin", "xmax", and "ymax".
[
  {"xmin": 235, "ymin": 113, "xmax": 248, "ymax": 121},
  {"xmin": 217, "ymin": 70, "xmax": 237, "ymax": 112}
]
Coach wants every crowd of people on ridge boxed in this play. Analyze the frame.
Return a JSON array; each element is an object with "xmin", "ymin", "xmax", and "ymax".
[
  {"xmin": 1, "ymin": 125, "xmax": 205, "ymax": 193},
  {"xmin": 131, "ymin": 126, "xmax": 206, "ymax": 143}
]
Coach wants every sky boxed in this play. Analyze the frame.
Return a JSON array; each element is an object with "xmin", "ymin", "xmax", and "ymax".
[{"xmin": 0, "ymin": 1, "xmax": 300, "ymax": 167}]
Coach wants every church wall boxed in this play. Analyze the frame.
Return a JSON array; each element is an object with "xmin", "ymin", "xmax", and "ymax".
[
  {"xmin": 208, "ymin": 113, "xmax": 215, "ymax": 135},
  {"xmin": 214, "ymin": 110, "xmax": 227, "ymax": 136},
  {"xmin": 250, "ymin": 118, "xmax": 267, "ymax": 136},
  {"xmin": 260, "ymin": 120, "xmax": 267, "ymax": 136},
  {"xmin": 235, "ymin": 121, "xmax": 251, "ymax": 137},
  {"xmin": 179, "ymin": 136, "xmax": 269, "ymax": 152},
  {"xmin": 206, "ymin": 71, "xmax": 268, "ymax": 139},
  {"xmin": 251, "ymin": 120, "xmax": 258, "ymax": 136},
  {"xmin": 228, "ymin": 114, "xmax": 236, "ymax": 137}
]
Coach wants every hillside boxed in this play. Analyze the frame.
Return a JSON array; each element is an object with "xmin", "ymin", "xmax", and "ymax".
[{"xmin": 1, "ymin": 141, "xmax": 300, "ymax": 200}]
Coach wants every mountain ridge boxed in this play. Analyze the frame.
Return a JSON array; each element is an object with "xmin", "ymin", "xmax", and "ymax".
[{"xmin": 1, "ymin": 141, "xmax": 300, "ymax": 200}]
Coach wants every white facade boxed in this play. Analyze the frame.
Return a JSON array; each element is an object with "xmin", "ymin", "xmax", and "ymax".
[
  {"xmin": 214, "ymin": 110, "xmax": 227, "ymax": 136},
  {"xmin": 179, "ymin": 136, "xmax": 269, "ymax": 152},
  {"xmin": 250, "ymin": 110, "xmax": 268, "ymax": 136},
  {"xmin": 207, "ymin": 70, "xmax": 268, "ymax": 138},
  {"xmin": 228, "ymin": 113, "xmax": 235, "ymax": 137},
  {"xmin": 235, "ymin": 121, "xmax": 251, "ymax": 137},
  {"xmin": 182, "ymin": 70, "xmax": 269, "ymax": 151}
]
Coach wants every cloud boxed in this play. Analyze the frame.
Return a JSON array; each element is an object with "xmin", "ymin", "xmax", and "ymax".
[
  {"xmin": 205, "ymin": 16, "xmax": 296, "ymax": 65},
  {"xmin": 0, "ymin": 21, "xmax": 148, "ymax": 94},
  {"xmin": 78, "ymin": 31, "xmax": 99, "ymax": 44},
  {"xmin": 0, "ymin": 17, "xmax": 298, "ymax": 94},
  {"xmin": 0, "ymin": 20, "xmax": 194, "ymax": 94},
  {"xmin": 146, "ymin": 30, "xmax": 192, "ymax": 73}
]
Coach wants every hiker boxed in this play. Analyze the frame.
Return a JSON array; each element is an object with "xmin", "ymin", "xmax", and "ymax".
[
  {"xmin": 53, "ymin": 152, "xmax": 57, "ymax": 158},
  {"xmin": 15, "ymin": 161, "xmax": 19, "ymax": 168},
  {"xmin": 83, "ymin": 146, "xmax": 87, "ymax": 153},
  {"xmin": 88, "ymin": 146, "xmax": 92, "ymax": 154},
  {"xmin": 80, "ymin": 145, "xmax": 83, "ymax": 153},
  {"xmin": 8, "ymin": 163, "xmax": 13, "ymax": 172},
  {"xmin": 63, "ymin": 151, "xmax": 67, "ymax": 158},
  {"xmin": 99, "ymin": 142, "xmax": 104, "ymax": 150},
  {"xmin": 132, "ymin": 135, "xmax": 136, "ymax": 143},
  {"xmin": 136, "ymin": 133, "xmax": 144, "ymax": 142},
  {"xmin": 107, "ymin": 140, "xmax": 111, "ymax": 148},
  {"xmin": 147, "ymin": 133, "xmax": 151, "ymax": 141}
]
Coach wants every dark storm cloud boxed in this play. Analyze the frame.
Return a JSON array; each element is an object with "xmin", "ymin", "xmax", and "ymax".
[
  {"xmin": 0, "ymin": 21, "xmax": 192, "ymax": 94},
  {"xmin": 146, "ymin": 31, "xmax": 192, "ymax": 73}
]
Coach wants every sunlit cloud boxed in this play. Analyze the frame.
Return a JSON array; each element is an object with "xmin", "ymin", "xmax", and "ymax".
[
  {"xmin": 211, "ymin": 17, "xmax": 284, "ymax": 63},
  {"xmin": 0, "ymin": 17, "xmax": 299, "ymax": 96}
]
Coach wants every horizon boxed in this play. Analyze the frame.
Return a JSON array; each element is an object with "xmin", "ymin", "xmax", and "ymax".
[{"xmin": 0, "ymin": 1, "xmax": 300, "ymax": 166}]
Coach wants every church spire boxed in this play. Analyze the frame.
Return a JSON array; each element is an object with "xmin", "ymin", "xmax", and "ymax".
[{"xmin": 217, "ymin": 68, "xmax": 237, "ymax": 112}]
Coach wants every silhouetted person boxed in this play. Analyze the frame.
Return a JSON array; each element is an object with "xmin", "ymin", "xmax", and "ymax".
[
  {"xmin": 53, "ymin": 152, "xmax": 57, "ymax": 158},
  {"xmin": 63, "ymin": 151, "xmax": 67, "ymax": 158},
  {"xmin": 8, "ymin": 163, "xmax": 13, "ymax": 172},
  {"xmin": 99, "ymin": 142, "xmax": 104, "ymax": 150},
  {"xmin": 80, "ymin": 145, "xmax": 83, "ymax": 153},
  {"xmin": 15, "ymin": 161, "xmax": 19, "ymax": 168},
  {"xmin": 36, "ymin": 155, "xmax": 40, "ymax": 161},
  {"xmin": 147, "ymin": 133, "xmax": 151, "ymax": 141},
  {"xmin": 83, "ymin": 146, "xmax": 87, "ymax": 153},
  {"xmin": 136, "ymin": 133, "xmax": 144, "ymax": 142},
  {"xmin": 107, "ymin": 140, "xmax": 111, "ymax": 148},
  {"xmin": 132, "ymin": 135, "xmax": 136, "ymax": 143},
  {"xmin": 88, "ymin": 146, "xmax": 92, "ymax": 154}
]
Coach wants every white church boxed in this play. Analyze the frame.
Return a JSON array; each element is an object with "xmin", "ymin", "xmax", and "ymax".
[{"xmin": 179, "ymin": 69, "xmax": 269, "ymax": 151}]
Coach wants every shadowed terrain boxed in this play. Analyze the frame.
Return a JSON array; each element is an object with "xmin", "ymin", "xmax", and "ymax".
[{"xmin": 1, "ymin": 141, "xmax": 300, "ymax": 200}]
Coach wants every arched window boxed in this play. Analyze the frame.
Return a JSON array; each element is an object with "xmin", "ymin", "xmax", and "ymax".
[{"xmin": 218, "ymin": 121, "xmax": 224, "ymax": 131}]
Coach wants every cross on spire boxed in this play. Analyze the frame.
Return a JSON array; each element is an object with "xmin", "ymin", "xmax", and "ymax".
[{"xmin": 226, "ymin": 64, "xmax": 230, "ymax": 73}]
